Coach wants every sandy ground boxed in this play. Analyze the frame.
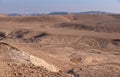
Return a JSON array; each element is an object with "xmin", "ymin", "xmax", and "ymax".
[{"xmin": 0, "ymin": 14, "xmax": 120, "ymax": 77}]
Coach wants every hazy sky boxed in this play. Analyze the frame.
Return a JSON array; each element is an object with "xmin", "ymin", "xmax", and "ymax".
[{"xmin": 0, "ymin": 0, "xmax": 120, "ymax": 14}]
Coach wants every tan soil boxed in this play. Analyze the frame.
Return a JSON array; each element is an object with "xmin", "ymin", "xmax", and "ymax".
[{"xmin": 0, "ymin": 14, "xmax": 120, "ymax": 77}]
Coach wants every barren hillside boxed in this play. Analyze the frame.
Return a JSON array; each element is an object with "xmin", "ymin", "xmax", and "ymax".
[{"xmin": 0, "ymin": 14, "xmax": 120, "ymax": 77}]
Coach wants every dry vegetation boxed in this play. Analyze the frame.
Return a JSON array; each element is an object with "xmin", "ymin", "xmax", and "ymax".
[{"xmin": 0, "ymin": 14, "xmax": 120, "ymax": 77}]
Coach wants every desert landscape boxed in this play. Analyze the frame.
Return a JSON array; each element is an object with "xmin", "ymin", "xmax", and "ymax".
[{"xmin": 0, "ymin": 14, "xmax": 120, "ymax": 77}]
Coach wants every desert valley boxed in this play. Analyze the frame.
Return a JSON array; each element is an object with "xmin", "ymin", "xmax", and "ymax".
[{"xmin": 0, "ymin": 14, "xmax": 120, "ymax": 77}]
